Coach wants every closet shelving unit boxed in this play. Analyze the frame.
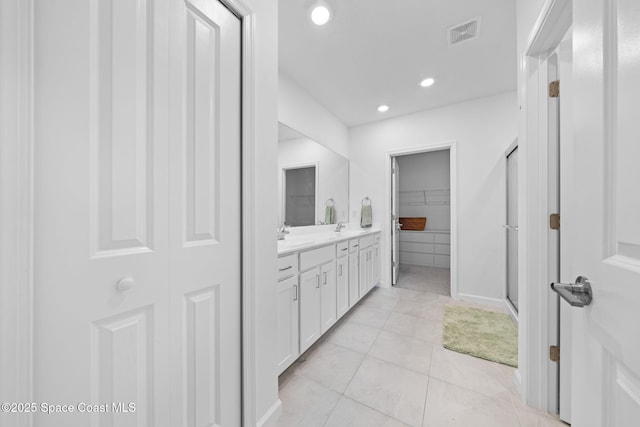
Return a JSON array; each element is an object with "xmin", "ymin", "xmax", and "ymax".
[
  {"xmin": 398, "ymin": 188, "xmax": 450, "ymax": 206},
  {"xmin": 398, "ymin": 188, "xmax": 451, "ymax": 268}
]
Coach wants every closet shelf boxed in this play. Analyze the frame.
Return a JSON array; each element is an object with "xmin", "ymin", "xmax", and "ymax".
[{"xmin": 399, "ymin": 189, "xmax": 450, "ymax": 206}]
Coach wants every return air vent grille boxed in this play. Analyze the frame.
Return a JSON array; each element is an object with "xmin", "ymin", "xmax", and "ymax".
[{"xmin": 448, "ymin": 18, "xmax": 480, "ymax": 46}]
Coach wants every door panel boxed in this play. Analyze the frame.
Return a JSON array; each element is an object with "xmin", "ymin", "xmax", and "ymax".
[
  {"xmin": 170, "ymin": 0, "xmax": 241, "ymax": 425},
  {"xmin": 572, "ymin": 0, "xmax": 640, "ymax": 424}
]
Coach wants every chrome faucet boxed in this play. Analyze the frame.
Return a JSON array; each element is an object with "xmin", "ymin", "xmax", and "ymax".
[
  {"xmin": 277, "ymin": 224, "xmax": 290, "ymax": 240},
  {"xmin": 335, "ymin": 222, "xmax": 346, "ymax": 232}
]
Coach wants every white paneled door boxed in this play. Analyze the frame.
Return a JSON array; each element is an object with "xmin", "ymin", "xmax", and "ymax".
[
  {"xmin": 570, "ymin": 0, "xmax": 640, "ymax": 425},
  {"xmin": 33, "ymin": 0, "xmax": 241, "ymax": 426}
]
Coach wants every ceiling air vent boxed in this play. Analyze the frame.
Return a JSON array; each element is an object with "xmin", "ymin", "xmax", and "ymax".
[{"xmin": 448, "ymin": 17, "xmax": 481, "ymax": 46}]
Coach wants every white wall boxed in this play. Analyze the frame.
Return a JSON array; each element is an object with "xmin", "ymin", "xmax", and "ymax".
[
  {"xmin": 278, "ymin": 137, "xmax": 349, "ymax": 225},
  {"xmin": 349, "ymin": 92, "xmax": 517, "ymax": 302},
  {"xmin": 278, "ymin": 73, "xmax": 350, "ymax": 158},
  {"xmin": 397, "ymin": 150, "xmax": 451, "ymax": 231}
]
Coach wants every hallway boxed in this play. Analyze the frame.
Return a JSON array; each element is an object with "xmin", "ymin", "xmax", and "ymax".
[{"xmin": 276, "ymin": 285, "xmax": 563, "ymax": 426}]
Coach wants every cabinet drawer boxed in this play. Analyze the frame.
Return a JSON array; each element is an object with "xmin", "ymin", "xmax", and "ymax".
[
  {"xmin": 434, "ymin": 243, "xmax": 450, "ymax": 255},
  {"xmin": 349, "ymin": 239, "xmax": 360, "ymax": 253},
  {"xmin": 399, "ymin": 242, "xmax": 434, "ymax": 254},
  {"xmin": 300, "ymin": 244, "xmax": 334, "ymax": 271},
  {"xmin": 359, "ymin": 235, "xmax": 374, "ymax": 249},
  {"xmin": 400, "ymin": 231, "xmax": 434, "ymax": 243},
  {"xmin": 400, "ymin": 252, "xmax": 434, "ymax": 267},
  {"xmin": 336, "ymin": 241, "xmax": 349, "ymax": 257},
  {"xmin": 278, "ymin": 253, "xmax": 298, "ymax": 281},
  {"xmin": 435, "ymin": 254, "xmax": 450, "ymax": 267},
  {"xmin": 434, "ymin": 233, "xmax": 450, "ymax": 244}
]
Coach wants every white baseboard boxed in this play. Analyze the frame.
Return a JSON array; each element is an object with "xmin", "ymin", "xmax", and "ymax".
[
  {"xmin": 504, "ymin": 299, "xmax": 519, "ymax": 324},
  {"xmin": 456, "ymin": 293, "xmax": 505, "ymax": 308},
  {"xmin": 514, "ymin": 369, "xmax": 524, "ymax": 400},
  {"xmin": 257, "ymin": 399, "xmax": 282, "ymax": 427}
]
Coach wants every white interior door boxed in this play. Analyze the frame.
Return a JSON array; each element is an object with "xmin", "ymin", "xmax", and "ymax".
[
  {"xmin": 569, "ymin": 1, "xmax": 640, "ymax": 425},
  {"xmin": 392, "ymin": 157, "xmax": 400, "ymax": 285},
  {"xmin": 169, "ymin": 1, "xmax": 241, "ymax": 425},
  {"xmin": 33, "ymin": 0, "xmax": 241, "ymax": 425}
]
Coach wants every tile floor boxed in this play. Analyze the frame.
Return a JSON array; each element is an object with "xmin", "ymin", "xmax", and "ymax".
[
  {"xmin": 276, "ymin": 269, "xmax": 566, "ymax": 427},
  {"xmin": 396, "ymin": 264, "xmax": 451, "ymax": 296}
]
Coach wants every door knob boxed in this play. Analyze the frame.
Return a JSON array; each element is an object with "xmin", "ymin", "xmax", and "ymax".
[
  {"xmin": 551, "ymin": 276, "xmax": 593, "ymax": 307},
  {"xmin": 116, "ymin": 277, "xmax": 135, "ymax": 292}
]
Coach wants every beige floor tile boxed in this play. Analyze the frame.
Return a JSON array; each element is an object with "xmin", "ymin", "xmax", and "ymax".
[
  {"xmin": 393, "ymin": 298, "xmax": 444, "ymax": 320},
  {"xmin": 383, "ymin": 311, "xmax": 442, "ymax": 344},
  {"xmin": 360, "ymin": 292, "xmax": 400, "ymax": 311},
  {"xmin": 324, "ymin": 396, "xmax": 409, "ymax": 427},
  {"xmin": 295, "ymin": 342, "xmax": 365, "ymax": 393},
  {"xmin": 344, "ymin": 357, "xmax": 429, "ymax": 426},
  {"xmin": 328, "ymin": 320, "xmax": 380, "ymax": 354},
  {"xmin": 423, "ymin": 378, "xmax": 518, "ymax": 427},
  {"xmin": 511, "ymin": 396, "xmax": 567, "ymax": 426},
  {"xmin": 369, "ymin": 330, "xmax": 434, "ymax": 374},
  {"xmin": 429, "ymin": 346, "xmax": 516, "ymax": 401},
  {"xmin": 276, "ymin": 374, "xmax": 341, "ymax": 427},
  {"xmin": 345, "ymin": 304, "xmax": 392, "ymax": 329}
]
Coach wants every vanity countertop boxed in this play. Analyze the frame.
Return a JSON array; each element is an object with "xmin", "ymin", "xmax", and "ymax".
[{"xmin": 277, "ymin": 227, "xmax": 381, "ymax": 256}]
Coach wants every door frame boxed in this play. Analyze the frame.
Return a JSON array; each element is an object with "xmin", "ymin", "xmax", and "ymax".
[
  {"xmin": 0, "ymin": 0, "xmax": 262, "ymax": 425},
  {"xmin": 385, "ymin": 141, "xmax": 458, "ymax": 298},
  {"xmin": 518, "ymin": 0, "xmax": 571, "ymax": 412},
  {"xmin": 504, "ymin": 139, "xmax": 519, "ymax": 322}
]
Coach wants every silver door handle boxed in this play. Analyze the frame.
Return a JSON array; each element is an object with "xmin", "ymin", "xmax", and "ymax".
[
  {"xmin": 316, "ymin": 275, "xmax": 320, "ymax": 288},
  {"xmin": 293, "ymin": 284, "xmax": 298, "ymax": 301},
  {"xmin": 279, "ymin": 265, "xmax": 293, "ymax": 272},
  {"xmin": 503, "ymin": 225, "xmax": 519, "ymax": 231},
  {"xmin": 323, "ymin": 272, "xmax": 327, "ymax": 284},
  {"xmin": 338, "ymin": 265, "xmax": 343, "ymax": 276},
  {"xmin": 551, "ymin": 276, "xmax": 593, "ymax": 307}
]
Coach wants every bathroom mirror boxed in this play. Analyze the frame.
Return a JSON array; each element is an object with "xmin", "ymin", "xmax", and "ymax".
[{"xmin": 278, "ymin": 123, "xmax": 349, "ymax": 227}]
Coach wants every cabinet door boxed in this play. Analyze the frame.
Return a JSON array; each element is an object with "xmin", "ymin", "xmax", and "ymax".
[
  {"xmin": 349, "ymin": 252, "xmax": 359, "ymax": 306},
  {"xmin": 373, "ymin": 244, "xmax": 381, "ymax": 287},
  {"xmin": 299, "ymin": 267, "xmax": 321, "ymax": 353},
  {"xmin": 359, "ymin": 250, "xmax": 368, "ymax": 296},
  {"xmin": 336, "ymin": 256, "xmax": 349, "ymax": 318},
  {"xmin": 320, "ymin": 260, "xmax": 337, "ymax": 333},
  {"xmin": 276, "ymin": 275, "xmax": 299, "ymax": 374}
]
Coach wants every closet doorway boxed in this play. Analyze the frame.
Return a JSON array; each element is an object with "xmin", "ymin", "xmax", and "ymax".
[{"xmin": 390, "ymin": 147, "xmax": 454, "ymax": 296}]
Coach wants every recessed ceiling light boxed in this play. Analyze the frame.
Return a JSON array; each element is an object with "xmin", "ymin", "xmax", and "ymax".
[
  {"xmin": 377, "ymin": 105, "xmax": 389, "ymax": 113},
  {"xmin": 420, "ymin": 78, "xmax": 435, "ymax": 87},
  {"xmin": 310, "ymin": 5, "xmax": 332, "ymax": 26}
]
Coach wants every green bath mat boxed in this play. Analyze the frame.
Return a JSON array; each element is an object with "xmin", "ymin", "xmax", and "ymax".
[{"xmin": 443, "ymin": 304, "xmax": 518, "ymax": 367}]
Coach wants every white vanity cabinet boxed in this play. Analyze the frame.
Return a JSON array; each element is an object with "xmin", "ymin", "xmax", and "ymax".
[
  {"xmin": 319, "ymin": 260, "xmax": 337, "ymax": 333},
  {"xmin": 276, "ymin": 253, "xmax": 299, "ymax": 374},
  {"xmin": 348, "ymin": 239, "xmax": 360, "ymax": 306},
  {"xmin": 359, "ymin": 235, "xmax": 376, "ymax": 294},
  {"xmin": 299, "ymin": 266, "xmax": 321, "ymax": 353},
  {"xmin": 336, "ymin": 242, "xmax": 350, "ymax": 318},
  {"xmin": 372, "ymin": 234, "xmax": 381, "ymax": 288},
  {"xmin": 276, "ymin": 230, "xmax": 381, "ymax": 373}
]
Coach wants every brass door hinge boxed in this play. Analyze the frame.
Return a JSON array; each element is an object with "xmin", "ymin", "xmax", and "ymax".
[
  {"xmin": 550, "ymin": 213, "xmax": 560, "ymax": 230},
  {"xmin": 550, "ymin": 345, "xmax": 560, "ymax": 362},
  {"xmin": 549, "ymin": 80, "xmax": 560, "ymax": 97}
]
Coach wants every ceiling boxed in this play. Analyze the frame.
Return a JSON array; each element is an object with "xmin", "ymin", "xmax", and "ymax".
[{"xmin": 279, "ymin": 0, "xmax": 517, "ymax": 127}]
